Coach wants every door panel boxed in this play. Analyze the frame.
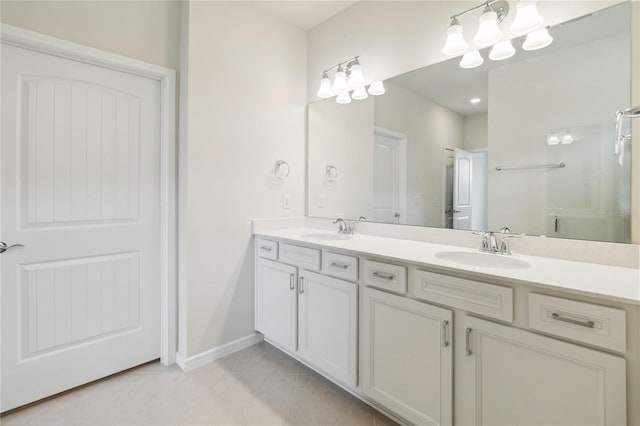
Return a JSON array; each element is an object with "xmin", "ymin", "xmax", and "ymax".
[
  {"xmin": 453, "ymin": 149, "xmax": 473, "ymax": 230},
  {"xmin": 256, "ymin": 259, "xmax": 297, "ymax": 353},
  {"xmin": 373, "ymin": 129, "xmax": 406, "ymax": 224},
  {"xmin": 298, "ymin": 270, "xmax": 357, "ymax": 387},
  {"xmin": 2, "ymin": 43, "xmax": 160, "ymax": 411},
  {"xmin": 361, "ymin": 287, "xmax": 453, "ymax": 425},
  {"xmin": 463, "ymin": 316, "xmax": 626, "ymax": 426}
]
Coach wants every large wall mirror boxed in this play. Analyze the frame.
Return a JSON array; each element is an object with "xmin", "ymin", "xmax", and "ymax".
[{"xmin": 308, "ymin": 2, "xmax": 634, "ymax": 243}]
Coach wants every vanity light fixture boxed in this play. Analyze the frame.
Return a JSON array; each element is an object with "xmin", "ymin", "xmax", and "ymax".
[
  {"xmin": 470, "ymin": 97, "xmax": 481, "ymax": 104},
  {"xmin": 317, "ymin": 72, "xmax": 334, "ymax": 98},
  {"xmin": 510, "ymin": 0, "xmax": 543, "ymax": 35},
  {"xmin": 352, "ymin": 86, "xmax": 369, "ymax": 100},
  {"xmin": 474, "ymin": 5, "xmax": 503, "ymax": 47},
  {"xmin": 336, "ymin": 91, "xmax": 352, "ymax": 104},
  {"xmin": 332, "ymin": 66, "xmax": 349, "ymax": 94},
  {"xmin": 562, "ymin": 134, "xmax": 574, "ymax": 145},
  {"xmin": 443, "ymin": 1, "xmax": 551, "ymax": 69},
  {"xmin": 316, "ymin": 56, "xmax": 384, "ymax": 104},
  {"xmin": 460, "ymin": 50, "xmax": 484, "ymax": 69},
  {"xmin": 442, "ymin": 17, "xmax": 469, "ymax": 56},
  {"xmin": 522, "ymin": 28, "xmax": 553, "ymax": 51},
  {"xmin": 489, "ymin": 40, "xmax": 515, "ymax": 60},
  {"xmin": 547, "ymin": 134, "xmax": 560, "ymax": 146},
  {"xmin": 443, "ymin": 1, "xmax": 509, "ymax": 57},
  {"xmin": 368, "ymin": 81, "xmax": 386, "ymax": 96}
]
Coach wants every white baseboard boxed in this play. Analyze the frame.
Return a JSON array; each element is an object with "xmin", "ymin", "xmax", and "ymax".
[{"xmin": 175, "ymin": 332, "xmax": 264, "ymax": 371}]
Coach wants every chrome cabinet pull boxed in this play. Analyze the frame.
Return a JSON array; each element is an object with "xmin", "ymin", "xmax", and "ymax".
[
  {"xmin": 372, "ymin": 271, "xmax": 394, "ymax": 280},
  {"xmin": 289, "ymin": 273, "xmax": 295, "ymax": 290},
  {"xmin": 551, "ymin": 312, "xmax": 595, "ymax": 328},
  {"xmin": 260, "ymin": 246, "xmax": 272, "ymax": 252},
  {"xmin": 442, "ymin": 320, "xmax": 450, "ymax": 348},
  {"xmin": 0, "ymin": 242, "xmax": 24, "ymax": 254},
  {"xmin": 299, "ymin": 277, "xmax": 304, "ymax": 294},
  {"xmin": 330, "ymin": 262, "xmax": 349, "ymax": 269},
  {"xmin": 465, "ymin": 328, "xmax": 472, "ymax": 356}
]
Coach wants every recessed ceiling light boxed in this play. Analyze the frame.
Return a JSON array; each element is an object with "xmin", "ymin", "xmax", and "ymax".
[{"xmin": 470, "ymin": 97, "xmax": 481, "ymax": 104}]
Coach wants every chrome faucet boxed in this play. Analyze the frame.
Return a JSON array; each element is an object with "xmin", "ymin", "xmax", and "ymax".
[
  {"xmin": 474, "ymin": 230, "xmax": 519, "ymax": 254},
  {"xmin": 333, "ymin": 218, "xmax": 353, "ymax": 235}
]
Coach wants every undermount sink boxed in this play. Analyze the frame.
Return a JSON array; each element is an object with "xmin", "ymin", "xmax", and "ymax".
[
  {"xmin": 434, "ymin": 251, "xmax": 531, "ymax": 270},
  {"xmin": 301, "ymin": 232, "xmax": 352, "ymax": 241}
]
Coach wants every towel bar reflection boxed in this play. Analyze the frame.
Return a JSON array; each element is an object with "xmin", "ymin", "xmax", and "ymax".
[{"xmin": 495, "ymin": 162, "xmax": 566, "ymax": 171}]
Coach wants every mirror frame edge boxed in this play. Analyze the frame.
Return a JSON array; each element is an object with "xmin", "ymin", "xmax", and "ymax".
[{"xmin": 632, "ymin": 1, "xmax": 639, "ymax": 244}]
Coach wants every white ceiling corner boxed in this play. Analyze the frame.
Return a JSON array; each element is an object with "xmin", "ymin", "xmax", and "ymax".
[{"xmin": 258, "ymin": 1, "xmax": 358, "ymax": 30}]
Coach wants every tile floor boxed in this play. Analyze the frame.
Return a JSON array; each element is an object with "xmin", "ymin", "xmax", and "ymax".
[{"xmin": 1, "ymin": 341, "xmax": 399, "ymax": 425}]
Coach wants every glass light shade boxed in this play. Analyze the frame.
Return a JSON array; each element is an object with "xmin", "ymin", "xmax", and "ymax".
[
  {"xmin": 510, "ymin": 0, "xmax": 543, "ymax": 35},
  {"xmin": 459, "ymin": 50, "xmax": 484, "ymax": 69},
  {"xmin": 442, "ymin": 23, "xmax": 468, "ymax": 56},
  {"xmin": 336, "ymin": 91, "xmax": 352, "ymax": 104},
  {"xmin": 368, "ymin": 81, "xmax": 385, "ymax": 96},
  {"xmin": 547, "ymin": 134, "xmax": 560, "ymax": 145},
  {"xmin": 332, "ymin": 67, "xmax": 349, "ymax": 94},
  {"xmin": 316, "ymin": 75, "xmax": 333, "ymax": 98},
  {"xmin": 474, "ymin": 10, "xmax": 502, "ymax": 47},
  {"xmin": 562, "ymin": 134, "xmax": 573, "ymax": 144},
  {"xmin": 522, "ymin": 28, "xmax": 553, "ymax": 51},
  {"xmin": 348, "ymin": 64, "xmax": 366, "ymax": 88},
  {"xmin": 489, "ymin": 40, "xmax": 516, "ymax": 61},
  {"xmin": 352, "ymin": 86, "xmax": 369, "ymax": 100}
]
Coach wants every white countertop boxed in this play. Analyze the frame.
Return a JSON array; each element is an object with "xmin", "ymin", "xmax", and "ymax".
[{"xmin": 255, "ymin": 227, "xmax": 640, "ymax": 305}]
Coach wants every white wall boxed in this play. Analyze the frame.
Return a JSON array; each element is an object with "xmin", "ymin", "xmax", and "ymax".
[
  {"xmin": 374, "ymin": 82, "xmax": 464, "ymax": 227},
  {"xmin": 180, "ymin": 1, "xmax": 307, "ymax": 357},
  {"xmin": 463, "ymin": 114, "xmax": 488, "ymax": 151},
  {"xmin": 308, "ymin": 98, "xmax": 374, "ymax": 219},
  {"xmin": 487, "ymin": 33, "xmax": 630, "ymax": 240},
  {"xmin": 0, "ymin": 1, "xmax": 181, "ymax": 69}
]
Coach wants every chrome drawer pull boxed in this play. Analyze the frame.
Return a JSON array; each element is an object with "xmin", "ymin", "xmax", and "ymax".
[
  {"xmin": 442, "ymin": 320, "xmax": 450, "ymax": 348},
  {"xmin": 299, "ymin": 277, "xmax": 304, "ymax": 294},
  {"xmin": 551, "ymin": 312, "xmax": 595, "ymax": 328},
  {"xmin": 260, "ymin": 246, "xmax": 272, "ymax": 252},
  {"xmin": 372, "ymin": 271, "xmax": 395, "ymax": 280},
  {"xmin": 289, "ymin": 273, "xmax": 295, "ymax": 290},
  {"xmin": 330, "ymin": 262, "xmax": 349, "ymax": 269},
  {"xmin": 465, "ymin": 328, "xmax": 472, "ymax": 356}
]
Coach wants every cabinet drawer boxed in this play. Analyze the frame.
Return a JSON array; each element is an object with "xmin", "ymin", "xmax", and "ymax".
[
  {"xmin": 256, "ymin": 238, "xmax": 278, "ymax": 260},
  {"xmin": 528, "ymin": 293, "xmax": 626, "ymax": 353},
  {"xmin": 322, "ymin": 252, "xmax": 358, "ymax": 281},
  {"xmin": 414, "ymin": 270, "xmax": 513, "ymax": 322},
  {"xmin": 363, "ymin": 259, "xmax": 407, "ymax": 294},
  {"xmin": 279, "ymin": 243, "xmax": 321, "ymax": 271}
]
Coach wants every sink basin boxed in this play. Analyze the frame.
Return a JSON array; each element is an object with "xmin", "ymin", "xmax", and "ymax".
[
  {"xmin": 434, "ymin": 251, "xmax": 531, "ymax": 270},
  {"xmin": 301, "ymin": 233, "xmax": 352, "ymax": 241}
]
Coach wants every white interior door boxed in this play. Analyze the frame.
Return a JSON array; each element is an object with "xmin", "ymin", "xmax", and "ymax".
[
  {"xmin": 453, "ymin": 149, "xmax": 473, "ymax": 230},
  {"xmin": 1, "ymin": 43, "xmax": 161, "ymax": 411},
  {"xmin": 373, "ymin": 128, "xmax": 406, "ymax": 224}
]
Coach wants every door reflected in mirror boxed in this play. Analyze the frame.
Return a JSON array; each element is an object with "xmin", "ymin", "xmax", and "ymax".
[{"xmin": 307, "ymin": 2, "xmax": 633, "ymax": 243}]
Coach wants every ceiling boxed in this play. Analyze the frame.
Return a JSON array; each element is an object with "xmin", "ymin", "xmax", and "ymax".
[
  {"xmin": 390, "ymin": 2, "xmax": 630, "ymax": 116},
  {"xmin": 258, "ymin": 1, "xmax": 358, "ymax": 30}
]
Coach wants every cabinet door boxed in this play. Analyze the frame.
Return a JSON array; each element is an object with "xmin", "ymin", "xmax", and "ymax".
[
  {"xmin": 463, "ymin": 316, "xmax": 626, "ymax": 426},
  {"xmin": 298, "ymin": 270, "xmax": 358, "ymax": 387},
  {"xmin": 361, "ymin": 286, "xmax": 453, "ymax": 426},
  {"xmin": 256, "ymin": 258, "xmax": 297, "ymax": 352}
]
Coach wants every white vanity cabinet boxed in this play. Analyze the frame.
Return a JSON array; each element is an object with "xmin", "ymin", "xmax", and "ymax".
[
  {"xmin": 253, "ymin": 232, "xmax": 635, "ymax": 426},
  {"xmin": 298, "ymin": 270, "xmax": 358, "ymax": 387},
  {"xmin": 463, "ymin": 316, "xmax": 627, "ymax": 426},
  {"xmin": 255, "ymin": 258, "xmax": 298, "ymax": 352},
  {"xmin": 361, "ymin": 286, "xmax": 453, "ymax": 426},
  {"xmin": 255, "ymin": 241, "xmax": 358, "ymax": 387}
]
